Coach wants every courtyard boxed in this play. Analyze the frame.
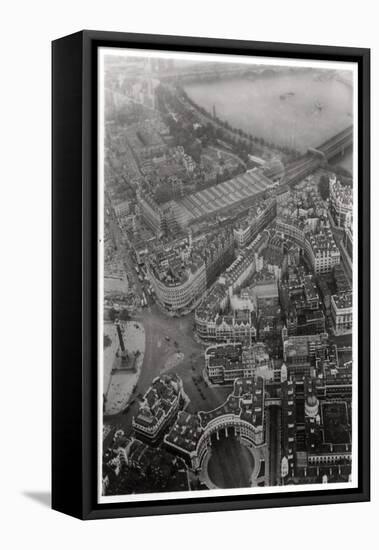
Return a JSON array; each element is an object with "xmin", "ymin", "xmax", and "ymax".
[{"xmin": 205, "ymin": 431, "xmax": 256, "ymax": 489}]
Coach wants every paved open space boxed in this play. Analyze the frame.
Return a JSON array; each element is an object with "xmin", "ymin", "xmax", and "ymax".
[
  {"xmin": 103, "ymin": 304, "xmax": 230, "ymax": 441},
  {"xmin": 207, "ymin": 432, "xmax": 255, "ymax": 489}
]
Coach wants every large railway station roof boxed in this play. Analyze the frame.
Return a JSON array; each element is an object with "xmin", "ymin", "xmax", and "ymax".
[{"xmin": 169, "ymin": 169, "xmax": 274, "ymax": 224}]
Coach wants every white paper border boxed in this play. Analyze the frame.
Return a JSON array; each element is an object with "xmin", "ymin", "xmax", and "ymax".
[{"xmin": 97, "ymin": 47, "xmax": 359, "ymax": 505}]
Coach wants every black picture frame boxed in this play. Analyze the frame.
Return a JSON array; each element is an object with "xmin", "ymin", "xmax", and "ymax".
[{"xmin": 52, "ymin": 30, "xmax": 370, "ymax": 520}]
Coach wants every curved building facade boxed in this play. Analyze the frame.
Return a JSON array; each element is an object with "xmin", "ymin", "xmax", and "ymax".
[
  {"xmin": 149, "ymin": 262, "xmax": 206, "ymax": 313},
  {"xmin": 164, "ymin": 377, "xmax": 266, "ymax": 471}
]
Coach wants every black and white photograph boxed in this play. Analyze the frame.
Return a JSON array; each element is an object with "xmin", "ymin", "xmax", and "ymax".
[
  {"xmin": 2, "ymin": 0, "xmax": 377, "ymax": 542},
  {"xmin": 99, "ymin": 48, "xmax": 358, "ymax": 503}
]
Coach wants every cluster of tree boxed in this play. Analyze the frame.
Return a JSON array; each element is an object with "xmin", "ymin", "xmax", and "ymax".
[
  {"xmin": 113, "ymin": 102, "xmax": 145, "ymax": 127},
  {"xmin": 105, "ymin": 460, "xmax": 183, "ymax": 496},
  {"xmin": 157, "ymin": 106, "xmax": 199, "ymax": 159},
  {"xmin": 157, "ymin": 86, "xmax": 240, "ymax": 159}
]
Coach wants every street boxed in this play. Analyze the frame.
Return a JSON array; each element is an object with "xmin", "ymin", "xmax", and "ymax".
[{"xmin": 268, "ymin": 405, "xmax": 281, "ymax": 486}]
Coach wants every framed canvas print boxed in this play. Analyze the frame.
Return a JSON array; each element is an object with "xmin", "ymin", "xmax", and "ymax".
[{"xmin": 52, "ymin": 30, "xmax": 370, "ymax": 520}]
